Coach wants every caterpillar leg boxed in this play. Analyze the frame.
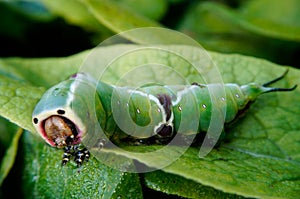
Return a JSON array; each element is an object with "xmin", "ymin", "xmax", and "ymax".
[
  {"xmin": 61, "ymin": 145, "xmax": 90, "ymax": 167},
  {"xmin": 74, "ymin": 147, "xmax": 90, "ymax": 167},
  {"xmin": 62, "ymin": 146, "xmax": 73, "ymax": 166}
]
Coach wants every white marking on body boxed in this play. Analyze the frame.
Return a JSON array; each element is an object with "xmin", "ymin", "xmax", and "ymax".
[
  {"xmin": 202, "ymin": 104, "xmax": 207, "ymax": 109},
  {"xmin": 221, "ymin": 97, "xmax": 225, "ymax": 101},
  {"xmin": 136, "ymin": 108, "xmax": 140, "ymax": 114},
  {"xmin": 127, "ymin": 89, "xmax": 174, "ymax": 135},
  {"xmin": 172, "ymin": 85, "xmax": 199, "ymax": 105},
  {"xmin": 67, "ymin": 78, "xmax": 80, "ymax": 106},
  {"xmin": 235, "ymin": 93, "xmax": 240, "ymax": 98},
  {"xmin": 67, "ymin": 73, "xmax": 96, "ymax": 106}
]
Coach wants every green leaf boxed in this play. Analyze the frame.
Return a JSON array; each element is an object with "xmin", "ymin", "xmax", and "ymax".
[
  {"xmin": 83, "ymin": 0, "xmax": 161, "ymax": 33},
  {"xmin": 0, "ymin": 117, "xmax": 19, "ymax": 148},
  {"xmin": 144, "ymin": 170, "xmax": 244, "ymax": 199},
  {"xmin": 21, "ymin": 131, "xmax": 142, "ymax": 199},
  {"xmin": 42, "ymin": 0, "xmax": 110, "ymax": 33},
  {"xmin": 0, "ymin": 45, "xmax": 299, "ymax": 198},
  {"xmin": 0, "ymin": 128, "xmax": 22, "ymax": 186},
  {"xmin": 0, "ymin": 75, "xmax": 44, "ymax": 133},
  {"xmin": 42, "ymin": 0, "xmax": 162, "ymax": 43},
  {"xmin": 116, "ymin": 0, "xmax": 168, "ymax": 21},
  {"xmin": 0, "ymin": 52, "xmax": 85, "ymax": 87},
  {"xmin": 0, "ymin": 6, "xmax": 25, "ymax": 39},
  {"xmin": 180, "ymin": 0, "xmax": 300, "ymax": 41},
  {"xmin": 4, "ymin": 1, "xmax": 54, "ymax": 22},
  {"xmin": 109, "ymin": 145, "xmax": 300, "ymax": 199},
  {"xmin": 178, "ymin": 1, "xmax": 300, "ymax": 63},
  {"xmin": 238, "ymin": 0, "xmax": 300, "ymax": 41}
]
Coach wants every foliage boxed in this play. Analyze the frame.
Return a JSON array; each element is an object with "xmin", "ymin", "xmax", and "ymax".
[{"xmin": 0, "ymin": 0, "xmax": 299, "ymax": 198}]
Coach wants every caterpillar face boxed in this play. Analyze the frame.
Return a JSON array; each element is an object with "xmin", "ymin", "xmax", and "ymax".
[
  {"xmin": 43, "ymin": 116, "xmax": 78, "ymax": 148},
  {"xmin": 32, "ymin": 109, "xmax": 83, "ymax": 148}
]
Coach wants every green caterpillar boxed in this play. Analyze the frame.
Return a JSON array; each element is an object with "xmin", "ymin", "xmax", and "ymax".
[{"xmin": 32, "ymin": 70, "xmax": 296, "ymax": 166}]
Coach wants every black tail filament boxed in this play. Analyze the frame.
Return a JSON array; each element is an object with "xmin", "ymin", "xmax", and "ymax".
[{"xmin": 262, "ymin": 69, "xmax": 297, "ymax": 93}]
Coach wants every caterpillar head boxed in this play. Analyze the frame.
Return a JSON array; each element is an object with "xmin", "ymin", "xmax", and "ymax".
[
  {"xmin": 32, "ymin": 94, "xmax": 86, "ymax": 148},
  {"xmin": 32, "ymin": 73, "xmax": 97, "ymax": 148}
]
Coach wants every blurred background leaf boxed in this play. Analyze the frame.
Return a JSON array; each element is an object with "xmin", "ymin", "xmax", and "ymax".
[
  {"xmin": 1, "ymin": 0, "xmax": 299, "ymax": 66},
  {"xmin": 178, "ymin": 0, "xmax": 300, "ymax": 66}
]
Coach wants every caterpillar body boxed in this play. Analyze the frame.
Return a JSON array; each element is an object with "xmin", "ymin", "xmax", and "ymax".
[{"xmin": 32, "ymin": 70, "xmax": 296, "ymax": 166}]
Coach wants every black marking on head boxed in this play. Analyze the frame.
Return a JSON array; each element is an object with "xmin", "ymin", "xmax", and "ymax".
[
  {"xmin": 33, "ymin": 118, "xmax": 38, "ymax": 124},
  {"xmin": 57, "ymin": 109, "xmax": 65, "ymax": 115},
  {"xmin": 157, "ymin": 94, "xmax": 172, "ymax": 121}
]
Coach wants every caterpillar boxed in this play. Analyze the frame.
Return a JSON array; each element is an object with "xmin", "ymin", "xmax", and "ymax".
[{"xmin": 32, "ymin": 70, "xmax": 296, "ymax": 166}]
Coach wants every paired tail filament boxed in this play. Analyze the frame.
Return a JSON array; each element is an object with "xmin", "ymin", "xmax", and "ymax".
[{"xmin": 262, "ymin": 69, "xmax": 297, "ymax": 93}]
